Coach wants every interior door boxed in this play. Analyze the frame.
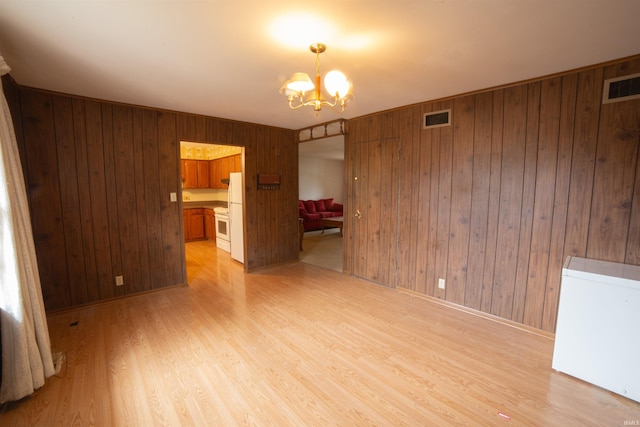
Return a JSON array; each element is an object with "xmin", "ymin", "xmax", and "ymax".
[{"xmin": 351, "ymin": 138, "xmax": 400, "ymax": 287}]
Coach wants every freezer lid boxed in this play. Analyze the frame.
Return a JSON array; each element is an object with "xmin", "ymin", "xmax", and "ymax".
[{"xmin": 562, "ymin": 256, "xmax": 640, "ymax": 289}]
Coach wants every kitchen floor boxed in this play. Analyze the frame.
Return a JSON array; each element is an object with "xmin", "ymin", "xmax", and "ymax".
[{"xmin": 184, "ymin": 239, "xmax": 239, "ymax": 285}]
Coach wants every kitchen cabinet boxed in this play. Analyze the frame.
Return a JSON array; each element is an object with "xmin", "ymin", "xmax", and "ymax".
[
  {"xmin": 209, "ymin": 158, "xmax": 222, "ymax": 188},
  {"xmin": 182, "ymin": 159, "xmax": 198, "ymax": 188},
  {"xmin": 181, "ymin": 159, "xmax": 210, "ymax": 189},
  {"xmin": 232, "ymin": 153, "xmax": 241, "ymax": 172},
  {"xmin": 204, "ymin": 209, "xmax": 216, "ymax": 240},
  {"xmin": 219, "ymin": 157, "xmax": 230, "ymax": 187},
  {"xmin": 183, "ymin": 208, "xmax": 205, "ymax": 241},
  {"xmin": 209, "ymin": 154, "xmax": 241, "ymax": 189},
  {"xmin": 208, "ymin": 159, "xmax": 219, "ymax": 188},
  {"xmin": 196, "ymin": 161, "xmax": 209, "ymax": 188},
  {"xmin": 183, "ymin": 154, "xmax": 240, "ymax": 189}
]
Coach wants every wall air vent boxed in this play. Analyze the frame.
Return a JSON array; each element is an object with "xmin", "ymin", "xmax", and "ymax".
[
  {"xmin": 423, "ymin": 109, "xmax": 451, "ymax": 129},
  {"xmin": 603, "ymin": 72, "xmax": 640, "ymax": 104}
]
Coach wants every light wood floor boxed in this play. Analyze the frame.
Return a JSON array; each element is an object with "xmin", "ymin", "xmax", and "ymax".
[{"xmin": 2, "ymin": 240, "xmax": 639, "ymax": 425}]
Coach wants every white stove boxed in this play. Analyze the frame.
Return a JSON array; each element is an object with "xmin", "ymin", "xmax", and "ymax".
[{"xmin": 214, "ymin": 207, "xmax": 230, "ymax": 252}]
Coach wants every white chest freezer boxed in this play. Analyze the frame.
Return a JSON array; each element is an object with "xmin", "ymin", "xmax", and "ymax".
[{"xmin": 552, "ymin": 256, "xmax": 640, "ymax": 402}]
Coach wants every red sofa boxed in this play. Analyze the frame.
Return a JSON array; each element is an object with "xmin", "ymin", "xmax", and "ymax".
[{"xmin": 299, "ymin": 199, "xmax": 343, "ymax": 232}]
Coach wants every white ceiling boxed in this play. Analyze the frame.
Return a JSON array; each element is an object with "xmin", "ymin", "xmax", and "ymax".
[{"xmin": 1, "ymin": 1, "xmax": 639, "ymax": 131}]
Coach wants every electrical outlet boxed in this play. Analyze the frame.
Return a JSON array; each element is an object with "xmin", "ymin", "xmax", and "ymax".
[
  {"xmin": 115, "ymin": 275, "xmax": 124, "ymax": 286},
  {"xmin": 438, "ymin": 278, "xmax": 445, "ymax": 289}
]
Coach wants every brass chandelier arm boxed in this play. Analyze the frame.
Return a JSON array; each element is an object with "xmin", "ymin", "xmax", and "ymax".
[{"xmin": 287, "ymin": 94, "xmax": 346, "ymax": 113}]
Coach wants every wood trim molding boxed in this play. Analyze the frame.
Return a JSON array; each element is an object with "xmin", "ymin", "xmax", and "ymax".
[{"xmin": 397, "ymin": 288, "xmax": 556, "ymax": 340}]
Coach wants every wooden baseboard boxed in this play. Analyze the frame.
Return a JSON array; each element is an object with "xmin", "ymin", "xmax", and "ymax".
[
  {"xmin": 397, "ymin": 287, "xmax": 555, "ymax": 340},
  {"xmin": 45, "ymin": 283, "xmax": 189, "ymax": 317}
]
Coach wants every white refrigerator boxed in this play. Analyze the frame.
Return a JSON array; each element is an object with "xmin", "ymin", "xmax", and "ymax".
[{"xmin": 228, "ymin": 172, "xmax": 244, "ymax": 263}]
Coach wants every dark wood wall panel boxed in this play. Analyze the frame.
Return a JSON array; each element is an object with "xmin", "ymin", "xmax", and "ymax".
[
  {"xmin": 564, "ymin": 68, "xmax": 602, "ymax": 259},
  {"xmin": 244, "ymin": 125, "xmax": 260, "ymax": 267},
  {"xmin": 587, "ymin": 60, "xmax": 640, "ymax": 262},
  {"xmin": 140, "ymin": 109, "xmax": 166, "ymax": 292},
  {"xmin": 20, "ymin": 90, "xmax": 70, "ymax": 309},
  {"xmin": 380, "ymin": 131, "xmax": 400, "ymax": 285},
  {"xmin": 101, "ymin": 104, "xmax": 122, "ymax": 299},
  {"xmin": 345, "ymin": 55, "xmax": 640, "ymax": 332},
  {"xmin": 86, "ymin": 101, "xmax": 115, "ymax": 301},
  {"xmin": 480, "ymin": 90, "xmax": 505, "ymax": 314},
  {"xmin": 539, "ymin": 73, "xmax": 577, "ymax": 331},
  {"xmin": 52, "ymin": 95, "xmax": 87, "ymax": 306},
  {"xmin": 413, "ymin": 106, "xmax": 432, "ymax": 296},
  {"xmin": 71, "ymin": 99, "xmax": 95, "ymax": 303},
  {"xmin": 511, "ymin": 82, "xmax": 540, "ymax": 324},
  {"xmin": 435, "ymin": 102, "xmax": 454, "ymax": 302},
  {"xmin": 522, "ymin": 78, "xmax": 561, "ymax": 328},
  {"xmin": 423, "ymin": 104, "xmax": 441, "ymax": 298},
  {"xmin": 131, "ymin": 108, "xmax": 151, "ymax": 293},
  {"xmin": 465, "ymin": 91, "xmax": 493, "ymax": 310},
  {"xmin": 156, "ymin": 111, "xmax": 182, "ymax": 288},
  {"xmin": 447, "ymin": 95, "xmax": 474, "ymax": 306},
  {"xmin": 7, "ymin": 85, "xmax": 297, "ymax": 312},
  {"xmin": 491, "ymin": 85, "xmax": 528, "ymax": 320}
]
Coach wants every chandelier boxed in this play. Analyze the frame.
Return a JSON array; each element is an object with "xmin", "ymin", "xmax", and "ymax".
[{"xmin": 281, "ymin": 43, "xmax": 352, "ymax": 114}]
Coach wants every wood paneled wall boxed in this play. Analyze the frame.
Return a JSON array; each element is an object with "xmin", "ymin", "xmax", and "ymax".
[
  {"xmin": 345, "ymin": 56, "xmax": 640, "ymax": 332},
  {"xmin": 5, "ymin": 82, "xmax": 298, "ymax": 311}
]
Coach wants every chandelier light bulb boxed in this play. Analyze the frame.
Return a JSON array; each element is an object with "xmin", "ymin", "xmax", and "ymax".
[{"xmin": 324, "ymin": 70, "xmax": 350, "ymax": 98}]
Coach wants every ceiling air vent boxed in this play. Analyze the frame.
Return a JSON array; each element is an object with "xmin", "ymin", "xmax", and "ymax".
[
  {"xmin": 423, "ymin": 109, "xmax": 451, "ymax": 129},
  {"xmin": 603, "ymin": 72, "xmax": 640, "ymax": 104}
]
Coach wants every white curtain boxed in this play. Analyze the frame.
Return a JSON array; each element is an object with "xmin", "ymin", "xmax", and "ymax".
[{"xmin": 0, "ymin": 53, "xmax": 55, "ymax": 403}]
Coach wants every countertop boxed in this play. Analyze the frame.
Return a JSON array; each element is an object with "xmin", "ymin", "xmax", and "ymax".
[{"xmin": 182, "ymin": 201, "xmax": 227, "ymax": 210}]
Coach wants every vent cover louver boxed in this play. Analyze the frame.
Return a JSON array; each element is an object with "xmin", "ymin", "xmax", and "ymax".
[
  {"xmin": 603, "ymin": 73, "xmax": 640, "ymax": 104},
  {"xmin": 423, "ymin": 109, "xmax": 451, "ymax": 129}
]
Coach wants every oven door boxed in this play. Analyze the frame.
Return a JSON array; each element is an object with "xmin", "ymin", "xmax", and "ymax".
[{"xmin": 215, "ymin": 215, "xmax": 230, "ymax": 241}]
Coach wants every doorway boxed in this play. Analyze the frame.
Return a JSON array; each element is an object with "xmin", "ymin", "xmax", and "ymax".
[
  {"xmin": 298, "ymin": 135, "xmax": 345, "ymax": 271},
  {"xmin": 180, "ymin": 141, "xmax": 244, "ymax": 281}
]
